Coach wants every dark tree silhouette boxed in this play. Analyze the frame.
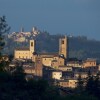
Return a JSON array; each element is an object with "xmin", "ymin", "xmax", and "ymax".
[
  {"xmin": 76, "ymin": 74, "xmax": 84, "ymax": 93},
  {"xmin": 0, "ymin": 16, "xmax": 10, "ymax": 71},
  {"xmin": 0, "ymin": 16, "xmax": 10, "ymax": 54}
]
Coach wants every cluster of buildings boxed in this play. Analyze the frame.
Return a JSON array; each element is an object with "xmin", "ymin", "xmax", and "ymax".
[
  {"xmin": 9, "ymin": 35, "xmax": 100, "ymax": 88},
  {"xmin": 8, "ymin": 27, "xmax": 40, "ymax": 42}
]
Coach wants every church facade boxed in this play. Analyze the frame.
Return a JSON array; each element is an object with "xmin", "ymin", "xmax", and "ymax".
[{"xmin": 14, "ymin": 40, "xmax": 35, "ymax": 60}]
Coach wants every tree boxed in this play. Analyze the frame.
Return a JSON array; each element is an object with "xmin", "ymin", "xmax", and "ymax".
[
  {"xmin": 0, "ymin": 16, "xmax": 10, "ymax": 52},
  {"xmin": 85, "ymin": 72, "xmax": 100, "ymax": 99},
  {"xmin": 92, "ymin": 73, "xmax": 100, "ymax": 99},
  {"xmin": 85, "ymin": 71, "xmax": 94, "ymax": 94},
  {"xmin": 0, "ymin": 16, "xmax": 10, "ymax": 71},
  {"xmin": 76, "ymin": 74, "xmax": 84, "ymax": 93}
]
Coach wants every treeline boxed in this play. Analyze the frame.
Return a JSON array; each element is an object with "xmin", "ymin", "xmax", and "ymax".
[{"xmin": 76, "ymin": 72, "xmax": 100, "ymax": 100}]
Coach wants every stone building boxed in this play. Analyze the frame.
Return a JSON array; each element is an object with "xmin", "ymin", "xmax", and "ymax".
[
  {"xmin": 82, "ymin": 58, "xmax": 96, "ymax": 68},
  {"xmin": 14, "ymin": 36, "xmax": 68, "ymax": 78},
  {"xmin": 32, "ymin": 35, "xmax": 68, "ymax": 67},
  {"xmin": 34, "ymin": 56, "xmax": 43, "ymax": 77},
  {"xmin": 14, "ymin": 40, "xmax": 35, "ymax": 60},
  {"xmin": 58, "ymin": 79, "xmax": 78, "ymax": 88}
]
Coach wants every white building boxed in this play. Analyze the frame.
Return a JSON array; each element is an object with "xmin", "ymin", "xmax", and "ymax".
[{"xmin": 52, "ymin": 71, "xmax": 62, "ymax": 80}]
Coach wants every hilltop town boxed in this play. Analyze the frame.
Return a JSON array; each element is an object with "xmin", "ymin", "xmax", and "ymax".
[
  {"xmin": 0, "ymin": 22, "xmax": 100, "ymax": 99},
  {"xmin": 8, "ymin": 27, "xmax": 40, "ymax": 42},
  {"xmin": 0, "ymin": 0, "xmax": 100, "ymax": 98},
  {"xmin": 3, "ymin": 27, "xmax": 100, "ymax": 61},
  {"xmin": 4, "ymin": 32, "xmax": 99, "ymax": 88}
]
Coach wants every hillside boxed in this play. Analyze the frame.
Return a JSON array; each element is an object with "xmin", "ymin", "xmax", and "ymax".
[
  {"xmin": 3, "ymin": 32, "xmax": 100, "ymax": 61},
  {"xmin": 36, "ymin": 33, "xmax": 100, "ymax": 61}
]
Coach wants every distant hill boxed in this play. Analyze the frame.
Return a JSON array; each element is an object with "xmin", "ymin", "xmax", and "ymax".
[
  {"xmin": 36, "ymin": 33, "xmax": 100, "ymax": 61},
  {"xmin": 3, "ymin": 32, "xmax": 100, "ymax": 62},
  {"xmin": 68, "ymin": 36, "xmax": 100, "ymax": 60}
]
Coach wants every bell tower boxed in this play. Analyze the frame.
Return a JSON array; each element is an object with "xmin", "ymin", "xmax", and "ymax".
[
  {"xmin": 59, "ymin": 35, "xmax": 68, "ymax": 59},
  {"xmin": 30, "ymin": 40, "xmax": 35, "ymax": 59}
]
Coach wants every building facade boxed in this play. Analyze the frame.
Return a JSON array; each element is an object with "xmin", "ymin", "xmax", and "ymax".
[
  {"xmin": 14, "ymin": 40, "xmax": 35, "ymax": 60},
  {"xmin": 82, "ymin": 58, "xmax": 96, "ymax": 68}
]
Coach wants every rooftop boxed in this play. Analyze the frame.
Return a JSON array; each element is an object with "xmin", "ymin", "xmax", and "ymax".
[{"xmin": 15, "ymin": 47, "xmax": 29, "ymax": 51}]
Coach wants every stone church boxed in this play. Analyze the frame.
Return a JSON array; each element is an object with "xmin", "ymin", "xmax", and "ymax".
[{"xmin": 14, "ymin": 40, "xmax": 35, "ymax": 60}]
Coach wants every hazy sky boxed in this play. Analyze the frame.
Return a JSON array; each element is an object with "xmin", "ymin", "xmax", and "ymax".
[{"xmin": 0, "ymin": 0, "xmax": 100, "ymax": 40}]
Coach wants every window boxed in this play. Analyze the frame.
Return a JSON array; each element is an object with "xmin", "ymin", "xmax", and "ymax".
[
  {"xmin": 75, "ymin": 82, "xmax": 77, "ymax": 84},
  {"xmin": 62, "ymin": 40, "xmax": 64, "ymax": 44},
  {"xmin": 70, "ymin": 82, "xmax": 72, "ymax": 84},
  {"xmin": 31, "ymin": 42, "xmax": 33, "ymax": 46}
]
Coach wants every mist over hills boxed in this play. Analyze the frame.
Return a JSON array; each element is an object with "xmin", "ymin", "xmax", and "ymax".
[{"xmin": 3, "ymin": 31, "xmax": 100, "ymax": 62}]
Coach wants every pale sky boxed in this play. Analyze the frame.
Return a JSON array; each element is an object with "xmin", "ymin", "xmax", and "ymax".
[{"xmin": 0, "ymin": 0, "xmax": 100, "ymax": 40}]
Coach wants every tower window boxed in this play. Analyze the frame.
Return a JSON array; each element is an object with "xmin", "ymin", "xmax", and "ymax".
[
  {"xmin": 62, "ymin": 40, "xmax": 64, "ymax": 44},
  {"xmin": 31, "ymin": 42, "xmax": 33, "ymax": 46}
]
